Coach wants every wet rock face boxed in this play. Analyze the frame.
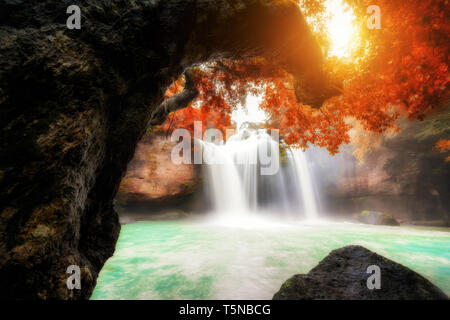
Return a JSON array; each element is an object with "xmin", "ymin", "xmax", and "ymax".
[
  {"xmin": 115, "ymin": 134, "xmax": 203, "ymax": 212},
  {"xmin": 0, "ymin": 1, "xmax": 331, "ymax": 299},
  {"xmin": 273, "ymin": 245, "xmax": 448, "ymax": 300}
]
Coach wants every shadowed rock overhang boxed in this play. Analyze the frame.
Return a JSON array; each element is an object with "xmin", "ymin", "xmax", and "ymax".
[{"xmin": 0, "ymin": 0, "xmax": 337, "ymax": 299}]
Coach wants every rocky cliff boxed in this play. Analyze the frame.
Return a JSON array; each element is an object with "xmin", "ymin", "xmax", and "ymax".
[
  {"xmin": 0, "ymin": 0, "xmax": 333, "ymax": 299},
  {"xmin": 318, "ymin": 109, "xmax": 450, "ymax": 224},
  {"xmin": 115, "ymin": 133, "xmax": 203, "ymax": 213}
]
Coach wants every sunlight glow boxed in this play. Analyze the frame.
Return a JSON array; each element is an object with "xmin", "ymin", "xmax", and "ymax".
[
  {"xmin": 324, "ymin": 0, "xmax": 359, "ymax": 58},
  {"xmin": 231, "ymin": 94, "xmax": 268, "ymax": 130}
]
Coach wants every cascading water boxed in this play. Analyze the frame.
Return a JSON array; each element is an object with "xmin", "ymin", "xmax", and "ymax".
[
  {"xmin": 291, "ymin": 149, "xmax": 319, "ymax": 219},
  {"xmin": 199, "ymin": 128, "xmax": 320, "ymax": 219},
  {"xmin": 199, "ymin": 139, "xmax": 248, "ymax": 216}
]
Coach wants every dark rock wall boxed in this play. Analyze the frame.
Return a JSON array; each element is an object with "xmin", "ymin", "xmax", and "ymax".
[
  {"xmin": 0, "ymin": 0, "xmax": 330, "ymax": 299},
  {"xmin": 317, "ymin": 109, "xmax": 450, "ymax": 223}
]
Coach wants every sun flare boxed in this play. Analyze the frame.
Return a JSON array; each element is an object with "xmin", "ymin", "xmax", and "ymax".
[
  {"xmin": 325, "ymin": 0, "xmax": 358, "ymax": 58},
  {"xmin": 301, "ymin": 0, "xmax": 360, "ymax": 59},
  {"xmin": 325, "ymin": 0, "xmax": 359, "ymax": 58}
]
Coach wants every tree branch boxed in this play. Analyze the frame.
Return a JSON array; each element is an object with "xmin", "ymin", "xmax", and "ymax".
[{"xmin": 150, "ymin": 68, "xmax": 199, "ymax": 125}]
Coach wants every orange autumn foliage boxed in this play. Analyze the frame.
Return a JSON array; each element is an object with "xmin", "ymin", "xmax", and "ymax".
[
  {"xmin": 261, "ymin": 77, "xmax": 351, "ymax": 154},
  {"xmin": 435, "ymin": 139, "xmax": 450, "ymax": 152},
  {"xmin": 337, "ymin": 0, "xmax": 449, "ymax": 121},
  {"xmin": 159, "ymin": 58, "xmax": 288, "ymax": 137},
  {"xmin": 435, "ymin": 139, "xmax": 450, "ymax": 162},
  {"xmin": 159, "ymin": 0, "xmax": 449, "ymax": 155}
]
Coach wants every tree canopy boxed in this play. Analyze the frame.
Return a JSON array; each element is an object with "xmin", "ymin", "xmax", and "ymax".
[{"xmin": 158, "ymin": 0, "xmax": 449, "ymax": 156}]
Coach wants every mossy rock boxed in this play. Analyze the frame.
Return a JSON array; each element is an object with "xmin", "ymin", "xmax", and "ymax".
[
  {"xmin": 359, "ymin": 211, "xmax": 400, "ymax": 226},
  {"xmin": 378, "ymin": 213, "xmax": 400, "ymax": 226}
]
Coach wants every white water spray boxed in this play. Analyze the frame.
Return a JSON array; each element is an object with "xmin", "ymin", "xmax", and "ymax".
[
  {"xmin": 200, "ymin": 140, "xmax": 249, "ymax": 216},
  {"xmin": 200, "ymin": 128, "xmax": 320, "ymax": 220},
  {"xmin": 291, "ymin": 149, "xmax": 319, "ymax": 219}
]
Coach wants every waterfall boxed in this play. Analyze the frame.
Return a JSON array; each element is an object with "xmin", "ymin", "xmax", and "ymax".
[
  {"xmin": 291, "ymin": 149, "xmax": 319, "ymax": 219},
  {"xmin": 200, "ymin": 140, "xmax": 249, "ymax": 216},
  {"xmin": 200, "ymin": 129, "xmax": 320, "ymax": 219}
]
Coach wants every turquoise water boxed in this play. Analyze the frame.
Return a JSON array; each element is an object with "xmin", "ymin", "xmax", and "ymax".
[{"xmin": 91, "ymin": 218, "xmax": 450, "ymax": 299}]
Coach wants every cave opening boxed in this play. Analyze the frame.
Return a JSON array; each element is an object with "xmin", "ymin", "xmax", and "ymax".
[
  {"xmin": 90, "ymin": 69, "xmax": 450, "ymax": 299},
  {"xmin": 1, "ymin": 0, "xmax": 448, "ymax": 301}
]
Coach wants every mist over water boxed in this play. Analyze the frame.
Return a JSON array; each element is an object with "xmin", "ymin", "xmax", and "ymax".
[
  {"xmin": 291, "ymin": 149, "xmax": 319, "ymax": 220},
  {"xmin": 93, "ymin": 112, "xmax": 450, "ymax": 300},
  {"xmin": 91, "ymin": 221, "xmax": 450, "ymax": 299}
]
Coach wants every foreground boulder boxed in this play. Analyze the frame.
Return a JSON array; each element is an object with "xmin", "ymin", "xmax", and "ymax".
[{"xmin": 273, "ymin": 245, "xmax": 447, "ymax": 300}]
